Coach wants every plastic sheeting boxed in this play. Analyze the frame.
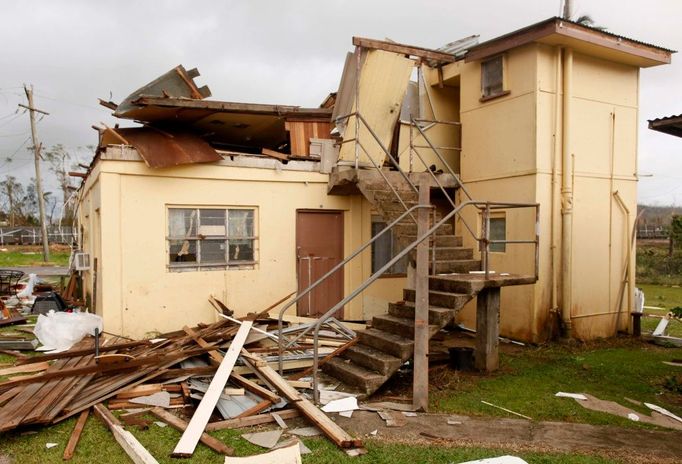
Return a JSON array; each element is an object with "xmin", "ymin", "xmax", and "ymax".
[{"xmin": 33, "ymin": 311, "xmax": 103, "ymax": 352}]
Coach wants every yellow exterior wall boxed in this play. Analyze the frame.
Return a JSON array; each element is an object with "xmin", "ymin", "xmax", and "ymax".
[
  {"xmin": 437, "ymin": 42, "xmax": 639, "ymax": 342},
  {"xmin": 78, "ymin": 155, "xmax": 405, "ymax": 338}
]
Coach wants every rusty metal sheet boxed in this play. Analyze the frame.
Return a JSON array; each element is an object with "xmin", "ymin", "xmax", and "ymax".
[{"xmin": 101, "ymin": 127, "xmax": 222, "ymax": 169}]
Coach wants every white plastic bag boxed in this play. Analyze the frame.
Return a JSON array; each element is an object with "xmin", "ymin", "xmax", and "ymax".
[{"xmin": 33, "ymin": 311, "xmax": 103, "ymax": 352}]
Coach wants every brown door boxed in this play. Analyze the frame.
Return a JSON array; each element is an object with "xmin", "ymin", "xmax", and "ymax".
[{"xmin": 296, "ymin": 210, "xmax": 344, "ymax": 318}]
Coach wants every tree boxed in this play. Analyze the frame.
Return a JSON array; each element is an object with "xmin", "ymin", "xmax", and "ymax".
[
  {"xmin": 0, "ymin": 176, "xmax": 24, "ymax": 227},
  {"xmin": 44, "ymin": 144, "xmax": 75, "ymax": 224}
]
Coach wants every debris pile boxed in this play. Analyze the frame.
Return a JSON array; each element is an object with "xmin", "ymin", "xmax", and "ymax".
[{"xmin": 0, "ymin": 296, "xmax": 364, "ymax": 461}]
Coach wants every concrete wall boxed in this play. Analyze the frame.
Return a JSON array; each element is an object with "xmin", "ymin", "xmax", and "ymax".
[
  {"xmin": 436, "ymin": 42, "xmax": 639, "ymax": 342},
  {"xmin": 78, "ymin": 153, "xmax": 405, "ymax": 338}
]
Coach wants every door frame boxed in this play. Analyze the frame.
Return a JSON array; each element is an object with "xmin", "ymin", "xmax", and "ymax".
[{"xmin": 295, "ymin": 209, "xmax": 345, "ymax": 318}]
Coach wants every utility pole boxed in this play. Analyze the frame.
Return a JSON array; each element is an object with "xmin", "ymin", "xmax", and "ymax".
[
  {"xmin": 562, "ymin": 0, "xmax": 572, "ymax": 19},
  {"xmin": 20, "ymin": 85, "xmax": 50, "ymax": 262}
]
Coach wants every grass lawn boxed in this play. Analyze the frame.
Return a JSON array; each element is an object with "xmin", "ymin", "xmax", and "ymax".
[
  {"xmin": 0, "ymin": 245, "xmax": 70, "ymax": 267},
  {"xmin": 0, "ymin": 413, "xmax": 623, "ymax": 464},
  {"xmin": 429, "ymin": 338, "xmax": 682, "ymax": 429}
]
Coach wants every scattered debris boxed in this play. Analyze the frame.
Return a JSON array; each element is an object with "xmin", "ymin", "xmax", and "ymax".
[
  {"xmin": 480, "ymin": 401, "xmax": 532, "ymax": 421},
  {"xmin": 321, "ymin": 396, "xmax": 358, "ymax": 414},
  {"xmin": 644, "ymin": 402, "xmax": 682, "ymax": 424},
  {"xmin": 289, "ymin": 426, "xmax": 322, "ymax": 437},
  {"xmin": 628, "ymin": 413, "xmax": 640, "ymax": 421},
  {"xmin": 457, "ymin": 457, "xmax": 528, "ymax": 464},
  {"xmin": 45, "ymin": 443, "xmax": 58, "ymax": 449},
  {"xmin": 129, "ymin": 391, "xmax": 171, "ymax": 408},
  {"xmin": 555, "ymin": 392, "xmax": 587, "ymax": 400},
  {"xmin": 63, "ymin": 409, "xmax": 89, "ymax": 460},
  {"xmin": 241, "ymin": 429, "xmax": 283, "ymax": 449}
]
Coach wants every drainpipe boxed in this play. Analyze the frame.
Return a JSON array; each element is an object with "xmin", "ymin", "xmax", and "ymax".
[
  {"xmin": 550, "ymin": 48, "xmax": 562, "ymax": 321},
  {"xmin": 561, "ymin": 48, "xmax": 574, "ymax": 337}
]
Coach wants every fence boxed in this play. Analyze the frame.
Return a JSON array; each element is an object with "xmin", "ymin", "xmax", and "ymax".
[
  {"xmin": 637, "ymin": 226, "xmax": 668, "ymax": 240},
  {"xmin": 0, "ymin": 227, "xmax": 76, "ymax": 246}
]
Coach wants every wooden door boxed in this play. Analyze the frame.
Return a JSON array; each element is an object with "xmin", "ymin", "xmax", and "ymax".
[{"xmin": 296, "ymin": 211, "xmax": 344, "ymax": 318}]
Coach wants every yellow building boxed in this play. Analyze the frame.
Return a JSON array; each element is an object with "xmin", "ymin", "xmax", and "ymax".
[{"xmin": 77, "ymin": 18, "xmax": 673, "ymax": 342}]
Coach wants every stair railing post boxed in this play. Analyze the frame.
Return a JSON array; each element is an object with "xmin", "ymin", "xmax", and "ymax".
[
  {"xmin": 431, "ymin": 208, "xmax": 437, "ymax": 276},
  {"xmin": 483, "ymin": 203, "xmax": 491, "ymax": 279},
  {"xmin": 413, "ymin": 178, "xmax": 430, "ymax": 411}
]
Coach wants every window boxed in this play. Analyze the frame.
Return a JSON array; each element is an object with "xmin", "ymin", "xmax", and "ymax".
[
  {"xmin": 489, "ymin": 216, "xmax": 506, "ymax": 253},
  {"xmin": 371, "ymin": 217, "xmax": 408, "ymax": 275},
  {"xmin": 481, "ymin": 55, "xmax": 506, "ymax": 100},
  {"xmin": 168, "ymin": 207, "xmax": 256, "ymax": 270}
]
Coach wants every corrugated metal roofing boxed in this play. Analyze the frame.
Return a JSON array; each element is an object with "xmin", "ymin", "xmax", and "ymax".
[{"xmin": 648, "ymin": 114, "xmax": 682, "ymax": 138}]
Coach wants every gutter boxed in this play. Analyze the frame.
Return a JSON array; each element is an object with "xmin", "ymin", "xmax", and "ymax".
[{"xmin": 561, "ymin": 48, "xmax": 574, "ymax": 337}]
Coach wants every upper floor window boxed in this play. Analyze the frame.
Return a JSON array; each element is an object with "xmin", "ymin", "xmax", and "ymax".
[
  {"xmin": 481, "ymin": 55, "xmax": 507, "ymax": 100},
  {"xmin": 168, "ymin": 207, "xmax": 257, "ymax": 271}
]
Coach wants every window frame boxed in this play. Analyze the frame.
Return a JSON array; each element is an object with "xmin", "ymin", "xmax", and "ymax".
[
  {"xmin": 488, "ymin": 213, "xmax": 506, "ymax": 253},
  {"xmin": 480, "ymin": 54, "xmax": 510, "ymax": 102},
  {"xmin": 371, "ymin": 215, "xmax": 408, "ymax": 277},
  {"xmin": 166, "ymin": 206, "xmax": 258, "ymax": 271}
]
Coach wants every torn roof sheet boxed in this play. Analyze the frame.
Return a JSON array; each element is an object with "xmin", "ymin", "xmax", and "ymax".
[
  {"xmin": 114, "ymin": 65, "xmax": 211, "ymax": 117},
  {"xmin": 100, "ymin": 127, "xmax": 222, "ymax": 169},
  {"xmin": 648, "ymin": 114, "xmax": 682, "ymax": 138}
]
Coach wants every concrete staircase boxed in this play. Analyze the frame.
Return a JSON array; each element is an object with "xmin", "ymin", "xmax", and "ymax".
[
  {"xmin": 322, "ymin": 172, "xmax": 482, "ymax": 395},
  {"xmin": 322, "ymin": 167, "xmax": 536, "ymax": 397}
]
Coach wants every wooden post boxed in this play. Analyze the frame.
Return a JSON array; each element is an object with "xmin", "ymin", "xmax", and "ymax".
[
  {"xmin": 413, "ymin": 180, "xmax": 430, "ymax": 411},
  {"xmin": 475, "ymin": 287, "xmax": 501, "ymax": 372},
  {"xmin": 21, "ymin": 85, "xmax": 50, "ymax": 262}
]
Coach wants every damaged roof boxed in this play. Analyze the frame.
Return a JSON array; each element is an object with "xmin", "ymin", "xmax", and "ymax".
[
  {"xmin": 465, "ymin": 16, "xmax": 674, "ymax": 67},
  {"xmin": 103, "ymin": 65, "xmax": 332, "ymax": 158},
  {"xmin": 649, "ymin": 114, "xmax": 682, "ymax": 138}
]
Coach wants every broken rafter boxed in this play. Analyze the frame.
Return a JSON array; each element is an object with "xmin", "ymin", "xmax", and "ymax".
[{"xmin": 352, "ymin": 37, "xmax": 456, "ymax": 63}]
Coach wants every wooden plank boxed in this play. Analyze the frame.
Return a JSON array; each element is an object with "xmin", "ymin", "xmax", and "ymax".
[
  {"xmin": 230, "ymin": 373, "xmax": 280, "ymax": 403},
  {"xmin": 93, "ymin": 404, "xmax": 159, "ymax": 464},
  {"xmin": 352, "ymin": 36, "xmax": 456, "ymax": 63},
  {"xmin": 149, "ymin": 407, "xmax": 234, "ymax": 456},
  {"xmin": 0, "ymin": 361, "xmax": 49, "ymax": 376},
  {"xmin": 172, "ymin": 321, "xmax": 253, "ymax": 458},
  {"xmin": 261, "ymin": 148, "xmax": 289, "ymax": 161},
  {"xmin": 234, "ymin": 399, "xmax": 272, "ymax": 419},
  {"xmin": 248, "ymin": 355, "xmax": 362, "ymax": 449},
  {"xmin": 63, "ymin": 409, "xmax": 89, "ymax": 460},
  {"xmin": 205, "ymin": 409, "xmax": 300, "ymax": 431}
]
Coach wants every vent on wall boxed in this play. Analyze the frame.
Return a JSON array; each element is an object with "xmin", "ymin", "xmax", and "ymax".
[{"xmin": 73, "ymin": 252, "xmax": 91, "ymax": 271}]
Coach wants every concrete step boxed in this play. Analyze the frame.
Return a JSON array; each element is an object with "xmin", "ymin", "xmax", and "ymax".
[
  {"xmin": 431, "ymin": 259, "xmax": 481, "ymax": 274},
  {"xmin": 368, "ymin": 189, "xmax": 419, "ymax": 203},
  {"xmin": 388, "ymin": 301, "xmax": 454, "ymax": 326},
  {"xmin": 429, "ymin": 276, "xmax": 476, "ymax": 294},
  {"xmin": 393, "ymin": 222, "xmax": 454, "ymax": 236},
  {"xmin": 344, "ymin": 344, "xmax": 403, "ymax": 376},
  {"xmin": 358, "ymin": 328, "xmax": 414, "ymax": 361},
  {"xmin": 371, "ymin": 314, "xmax": 440, "ymax": 339},
  {"xmin": 403, "ymin": 288, "xmax": 472, "ymax": 310},
  {"xmin": 404, "ymin": 234, "xmax": 462, "ymax": 247},
  {"xmin": 322, "ymin": 357, "xmax": 388, "ymax": 395},
  {"xmin": 433, "ymin": 247, "xmax": 474, "ymax": 260}
]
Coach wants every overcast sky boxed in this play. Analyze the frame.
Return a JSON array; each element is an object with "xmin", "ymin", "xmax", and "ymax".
[{"xmin": 0, "ymin": 0, "xmax": 680, "ymax": 205}]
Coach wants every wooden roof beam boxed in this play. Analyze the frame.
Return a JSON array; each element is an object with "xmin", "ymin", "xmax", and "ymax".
[{"xmin": 352, "ymin": 37, "xmax": 456, "ymax": 63}]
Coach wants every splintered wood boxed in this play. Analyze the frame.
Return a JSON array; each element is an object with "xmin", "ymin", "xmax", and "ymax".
[{"xmin": 0, "ymin": 301, "xmax": 361, "ymax": 459}]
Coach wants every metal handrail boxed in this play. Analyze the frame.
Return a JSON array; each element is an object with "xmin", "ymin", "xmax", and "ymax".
[
  {"xmin": 275, "ymin": 204, "xmax": 432, "ymax": 373},
  {"xmin": 306, "ymin": 199, "xmax": 540, "ymax": 402}
]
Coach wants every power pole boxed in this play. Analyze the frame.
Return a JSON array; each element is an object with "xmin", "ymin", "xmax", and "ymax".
[
  {"xmin": 20, "ymin": 85, "xmax": 50, "ymax": 262},
  {"xmin": 562, "ymin": 0, "xmax": 572, "ymax": 19}
]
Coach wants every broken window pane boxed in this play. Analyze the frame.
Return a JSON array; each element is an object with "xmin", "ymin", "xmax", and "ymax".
[
  {"xmin": 169, "ymin": 239, "xmax": 197, "ymax": 263},
  {"xmin": 228, "ymin": 209, "xmax": 254, "ymax": 238},
  {"xmin": 228, "ymin": 239, "xmax": 254, "ymax": 262},
  {"xmin": 199, "ymin": 209, "xmax": 226, "ymax": 237},
  {"xmin": 169, "ymin": 209, "xmax": 197, "ymax": 238},
  {"xmin": 201, "ymin": 240, "xmax": 227, "ymax": 264}
]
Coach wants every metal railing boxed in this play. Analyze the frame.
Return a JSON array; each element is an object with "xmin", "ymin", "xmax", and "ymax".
[{"xmin": 276, "ymin": 110, "xmax": 540, "ymax": 403}]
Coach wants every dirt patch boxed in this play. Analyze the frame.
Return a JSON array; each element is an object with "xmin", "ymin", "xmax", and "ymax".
[{"xmin": 336, "ymin": 410, "xmax": 682, "ymax": 463}]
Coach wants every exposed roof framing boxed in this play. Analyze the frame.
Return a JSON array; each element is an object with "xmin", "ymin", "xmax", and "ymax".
[
  {"xmin": 128, "ymin": 96, "xmax": 332, "ymax": 119},
  {"xmin": 465, "ymin": 17, "xmax": 674, "ymax": 67},
  {"xmin": 649, "ymin": 114, "xmax": 682, "ymax": 138},
  {"xmin": 352, "ymin": 37, "xmax": 456, "ymax": 63}
]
